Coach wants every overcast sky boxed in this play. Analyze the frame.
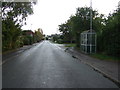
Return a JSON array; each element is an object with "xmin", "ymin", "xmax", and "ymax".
[{"xmin": 22, "ymin": 0, "xmax": 119, "ymax": 35}]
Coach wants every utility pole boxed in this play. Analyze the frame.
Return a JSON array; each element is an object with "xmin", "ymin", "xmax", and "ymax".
[
  {"xmin": 90, "ymin": 0, "xmax": 92, "ymax": 53},
  {"xmin": 90, "ymin": 0, "xmax": 92, "ymax": 31}
]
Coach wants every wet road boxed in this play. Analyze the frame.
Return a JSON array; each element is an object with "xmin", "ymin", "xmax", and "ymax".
[{"xmin": 2, "ymin": 41, "xmax": 118, "ymax": 88}]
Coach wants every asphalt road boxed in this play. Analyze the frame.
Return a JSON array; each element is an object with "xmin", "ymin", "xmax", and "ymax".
[{"xmin": 2, "ymin": 40, "xmax": 118, "ymax": 88}]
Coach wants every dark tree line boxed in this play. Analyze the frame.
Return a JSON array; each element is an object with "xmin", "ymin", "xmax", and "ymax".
[{"xmin": 58, "ymin": 7, "xmax": 120, "ymax": 57}]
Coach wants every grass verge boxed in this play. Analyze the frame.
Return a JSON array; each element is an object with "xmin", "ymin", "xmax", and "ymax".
[
  {"xmin": 74, "ymin": 47, "xmax": 120, "ymax": 61},
  {"xmin": 90, "ymin": 53, "xmax": 120, "ymax": 61},
  {"xmin": 65, "ymin": 44, "xmax": 76, "ymax": 47}
]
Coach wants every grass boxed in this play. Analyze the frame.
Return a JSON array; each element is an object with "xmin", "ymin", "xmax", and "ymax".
[
  {"xmin": 90, "ymin": 53, "xmax": 120, "ymax": 61},
  {"xmin": 64, "ymin": 44, "xmax": 76, "ymax": 47},
  {"xmin": 64, "ymin": 44, "xmax": 120, "ymax": 61},
  {"xmin": 2, "ymin": 48, "xmax": 18, "ymax": 55}
]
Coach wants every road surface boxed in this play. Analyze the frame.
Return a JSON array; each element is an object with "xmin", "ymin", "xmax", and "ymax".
[{"xmin": 2, "ymin": 41, "xmax": 118, "ymax": 88}]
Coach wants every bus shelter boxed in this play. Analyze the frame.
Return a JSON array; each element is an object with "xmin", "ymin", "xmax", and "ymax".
[{"xmin": 80, "ymin": 30, "xmax": 96, "ymax": 54}]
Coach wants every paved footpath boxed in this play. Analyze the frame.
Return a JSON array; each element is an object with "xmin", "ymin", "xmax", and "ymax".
[{"xmin": 56, "ymin": 44, "xmax": 120, "ymax": 86}]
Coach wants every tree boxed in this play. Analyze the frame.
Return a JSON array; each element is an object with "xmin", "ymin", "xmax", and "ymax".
[
  {"xmin": 2, "ymin": 2, "xmax": 36, "ymax": 51},
  {"xmin": 58, "ymin": 7, "xmax": 100, "ymax": 47},
  {"xmin": 93, "ymin": 14, "xmax": 106, "ymax": 52},
  {"xmin": 58, "ymin": 6, "xmax": 119, "ymax": 57},
  {"xmin": 102, "ymin": 8, "xmax": 120, "ymax": 57},
  {"xmin": 34, "ymin": 28, "xmax": 44, "ymax": 42}
]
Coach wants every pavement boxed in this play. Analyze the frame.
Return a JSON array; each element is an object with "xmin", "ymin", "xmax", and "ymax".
[{"xmin": 56, "ymin": 44, "xmax": 120, "ymax": 86}]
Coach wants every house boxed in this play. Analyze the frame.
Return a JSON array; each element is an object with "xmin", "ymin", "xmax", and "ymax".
[
  {"xmin": 22, "ymin": 30, "xmax": 34, "ymax": 45},
  {"xmin": 22, "ymin": 30, "xmax": 34, "ymax": 37}
]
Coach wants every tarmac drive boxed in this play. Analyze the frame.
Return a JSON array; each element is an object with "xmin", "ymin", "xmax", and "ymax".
[{"xmin": 2, "ymin": 40, "xmax": 118, "ymax": 88}]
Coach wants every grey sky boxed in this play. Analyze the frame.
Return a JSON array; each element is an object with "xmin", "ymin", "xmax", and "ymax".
[{"xmin": 22, "ymin": 0, "xmax": 119, "ymax": 35}]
